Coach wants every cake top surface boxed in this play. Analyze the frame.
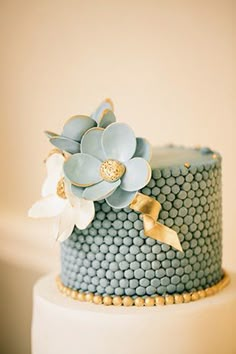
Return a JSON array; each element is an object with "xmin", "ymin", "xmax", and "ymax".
[{"xmin": 151, "ymin": 146, "xmax": 218, "ymax": 169}]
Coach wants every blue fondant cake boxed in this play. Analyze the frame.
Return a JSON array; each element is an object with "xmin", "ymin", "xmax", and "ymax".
[
  {"xmin": 29, "ymin": 99, "xmax": 224, "ymax": 304},
  {"xmin": 60, "ymin": 145, "xmax": 223, "ymax": 297}
]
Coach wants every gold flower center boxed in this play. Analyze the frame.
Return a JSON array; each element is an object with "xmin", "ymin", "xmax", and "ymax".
[
  {"xmin": 100, "ymin": 159, "xmax": 126, "ymax": 182},
  {"xmin": 56, "ymin": 177, "xmax": 67, "ymax": 199}
]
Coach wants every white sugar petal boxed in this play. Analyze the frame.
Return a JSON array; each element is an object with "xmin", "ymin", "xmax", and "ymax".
[
  {"xmin": 28, "ymin": 195, "xmax": 66, "ymax": 218},
  {"xmin": 42, "ymin": 153, "xmax": 65, "ymax": 197},
  {"xmin": 56, "ymin": 205, "xmax": 75, "ymax": 242},
  {"xmin": 73, "ymin": 199, "xmax": 95, "ymax": 230}
]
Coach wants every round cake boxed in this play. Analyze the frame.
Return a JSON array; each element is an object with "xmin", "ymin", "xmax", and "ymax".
[
  {"xmin": 60, "ymin": 145, "xmax": 223, "ymax": 299},
  {"xmin": 30, "ymin": 99, "xmax": 234, "ymax": 354}
]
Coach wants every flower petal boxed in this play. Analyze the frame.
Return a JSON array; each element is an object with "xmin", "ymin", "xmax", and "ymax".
[
  {"xmin": 63, "ymin": 153, "xmax": 102, "ymax": 187},
  {"xmin": 106, "ymin": 187, "xmax": 137, "ymax": 209},
  {"xmin": 50, "ymin": 136, "xmax": 80, "ymax": 154},
  {"xmin": 91, "ymin": 99, "xmax": 114, "ymax": 123},
  {"xmin": 83, "ymin": 180, "xmax": 120, "ymax": 201},
  {"xmin": 80, "ymin": 127, "xmax": 106, "ymax": 161},
  {"xmin": 28, "ymin": 195, "xmax": 66, "ymax": 218},
  {"xmin": 54, "ymin": 205, "xmax": 75, "ymax": 242},
  {"xmin": 45, "ymin": 130, "xmax": 58, "ymax": 139},
  {"xmin": 62, "ymin": 115, "xmax": 96, "ymax": 141},
  {"xmin": 42, "ymin": 153, "xmax": 65, "ymax": 197},
  {"xmin": 102, "ymin": 123, "xmax": 137, "ymax": 162},
  {"xmin": 121, "ymin": 157, "xmax": 152, "ymax": 192},
  {"xmin": 99, "ymin": 110, "xmax": 116, "ymax": 128},
  {"xmin": 71, "ymin": 184, "xmax": 84, "ymax": 198},
  {"xmin": 73, "ymin": 199, "xmax": 95, "ymax": 230},
  {"xmin": 133, "ymin": 137, "xmax": 152, "ymax": 162}
]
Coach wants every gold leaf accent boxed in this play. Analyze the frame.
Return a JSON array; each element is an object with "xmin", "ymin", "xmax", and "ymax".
[{"xmin": 130, "ymin": 193, "xmax": 183, "ymax": 252}]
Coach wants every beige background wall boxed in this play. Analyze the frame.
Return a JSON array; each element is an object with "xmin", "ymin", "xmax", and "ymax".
[{"xmin": 0, "ymin": 1, "xmax": 235, "ymax": 353}]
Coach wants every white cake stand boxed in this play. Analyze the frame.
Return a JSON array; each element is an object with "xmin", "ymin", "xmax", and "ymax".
[{"xmin": 32, "ymin": 273, "xmax": 236, "ymax": 354}]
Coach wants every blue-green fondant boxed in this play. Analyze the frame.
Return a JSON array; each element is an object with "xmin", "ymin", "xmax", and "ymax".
[
  {"xmin": 60, "ymin": 146, "xmax": 223, "ymax": 297},
  {"xmin": 45, "ymin": 99, "xmax": 115, "ymax": 154}
]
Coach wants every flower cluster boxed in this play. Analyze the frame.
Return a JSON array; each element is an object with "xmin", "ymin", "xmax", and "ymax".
[{"xmin": 28, "ymin": 99, "xmax": 152, "ymax": 241}]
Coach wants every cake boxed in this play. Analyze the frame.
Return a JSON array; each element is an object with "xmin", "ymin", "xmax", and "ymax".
[{"xmin": 30, "ymin": 99, "xmax": 236, "ymax": 354}]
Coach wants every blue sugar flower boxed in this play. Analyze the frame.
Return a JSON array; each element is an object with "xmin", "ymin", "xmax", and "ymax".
[
  {"xmin": 63, "ymin": 122, "xmax": 152, "ymax": 209},
  {"xmin": 45, "ymin": 99, "xmax": 116, "ymax": 154}
]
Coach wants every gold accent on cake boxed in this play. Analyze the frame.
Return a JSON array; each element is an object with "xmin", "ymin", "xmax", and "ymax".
[
  {"xmin": 184, "ymin": 162, "xmax": 191, "ymax": 168},
  {"xmin": 56, "ymin": 272, "xmax": 230, "ymax": 307},
  {"xmin": 183, "ymin": 293, "xmax": 191, "ymax": 303},
  {"xmin": 100, "ymin": 159, "xmax": 126, "ymax": 182},
  {"xmin": 71, "ymin": 290, "xmax": 78, "ymax": 300},
  {"xmin": 174, "ymin": 294, "xmax": 184, "ymax": 304},
  {"xmin": 130, "ymin": 193, "xmax": 183, "ymax": 252},
  {"xmin": 103, "ymin": 296, "xmax": 113, "ymax": 306},
  {"xmin": 134, "ymin": 297, "xmax": 145, "ymax": 307},
  {"xmin": 165, "ymin": 295, "xmax": 174, "ymax": 305},
  {"xmin": 113, "ymin": 296, "xmax": 123, "ymax": 306},
  {"xmin": 93, "ymin": 295, "xmax": 103, "ymax": 305},
  {"xmin": 78, "ymin": 292, "xmax": 86, "ymax": 302},
  {"xmin": 155, "ymin": 296, "xmax": 165, "ymax": 306},
  {"xmin": 212, "ymin": 154, "xmax": 217, "ymax": 159},
  {"xmin": 191, "ymin": 292, "xmax": 200, "ymax": 301},
  {"xmin": 56, "ymin": 178, "xmax": 67, "ymax": 199},
  {"xmin": 198, "ymin": 290, "xmax": 206, "ymax": 299},
  {"xmin": 145, "ymin": 297, "xmax": 155, "ymax": 307},
  {"xmin": 85, "ymin": 293, "xmax": 94, "ymax": 303},
  {"xmin": 123, "ymin": 296, "xmax": 133, "ymax": 307}
]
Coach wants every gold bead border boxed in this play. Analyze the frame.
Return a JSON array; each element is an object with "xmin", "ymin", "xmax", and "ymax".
[{"xmin": 56, "ymin": 271, "xmax": 230, "ymax": 307}]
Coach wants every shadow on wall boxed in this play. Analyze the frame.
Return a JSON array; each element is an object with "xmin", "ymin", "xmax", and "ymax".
[{"xmin": 0, "ymin": 261, "xmax": 43, "ymax": 354}]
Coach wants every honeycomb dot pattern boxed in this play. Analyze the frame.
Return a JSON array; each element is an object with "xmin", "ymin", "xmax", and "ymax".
[{"xmin": 61, "ymin": 147, "xmax": 223, "ymax": 298}]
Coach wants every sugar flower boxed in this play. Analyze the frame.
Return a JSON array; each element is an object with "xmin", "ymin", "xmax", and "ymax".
[
  {"xmin": 28, "ymin": 151, "xmax": 95, "ymax": 242},
  {"xmin": 45, "ymin": 99, "xmax": 115, "ymax": 154},
  {"xmin": 63, "ymin": 122, "xmax": 152, "ymax": 209}
]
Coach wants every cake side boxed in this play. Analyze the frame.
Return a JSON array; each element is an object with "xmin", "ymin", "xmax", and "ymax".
[{"xmin": 60, "ymin": 145, "xmax": 223, "ymax": 297}]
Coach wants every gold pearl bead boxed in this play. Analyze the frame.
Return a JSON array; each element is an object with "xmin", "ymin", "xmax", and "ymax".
[
  {"xmin": 205, "ymin": 288, "xmax": 213, "ymax": 297},
  {"xmin": 66, "ymin": 288, "xmax": 71, "ymax": 296},
  {"xmin": 113, "ymin": 296, "xmax": 122, "ymax": 306},
  {"xmin": 174, "ymin": 294, "xmax": 184, "ymax": 304},
  {"xmin": 191, "ymin": 292, "xmax": 199, "ymax": 301},
  {"xmin": 211, "ymin": 285, "xmax": 217, "ymax": 294},
  {"xmin": 103, "ymin": 296, "xmax": 113, "ymax": 306},
  {"xmin": 85, "ymin": 293, "xmax": 94, "ymax": 302},
  {"xmin": 134, "ymin": 297, "xmax": 145, "ymax": 307},
  {"xmin": 78, "ymin": 292, "xmax": 86, "ymax": 302},
  {"xmin": 145, "ymin": 297, "xmax": 155, "ymax": 307},
  {"xmin": 165, "ymin": 295, "xmax": 174, "ymax": 305},
  {"xmin": 183, "ymin": 293, "xmax": 191, "ymax": 303},
  {"xmin": 71, "ymin": 290, "xmax": 78, "ymax": 300},
  {"xmin": 198, "ymin": 290, "xmax": 206, "ymax": 299},
  {"xmin": 62, "ymin": 286, "xmax": 67, "ymax": 294},
  {"xmin": 93, "ymin": 295, "xmax": 103, "ymax": 305},
  {"xmin": 155, "ymin": 296, "xmax": 165, "ymax": 306},
  {"xmin": 123, "ymin": 296, "xmax": 133, "ymax": 307}
]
